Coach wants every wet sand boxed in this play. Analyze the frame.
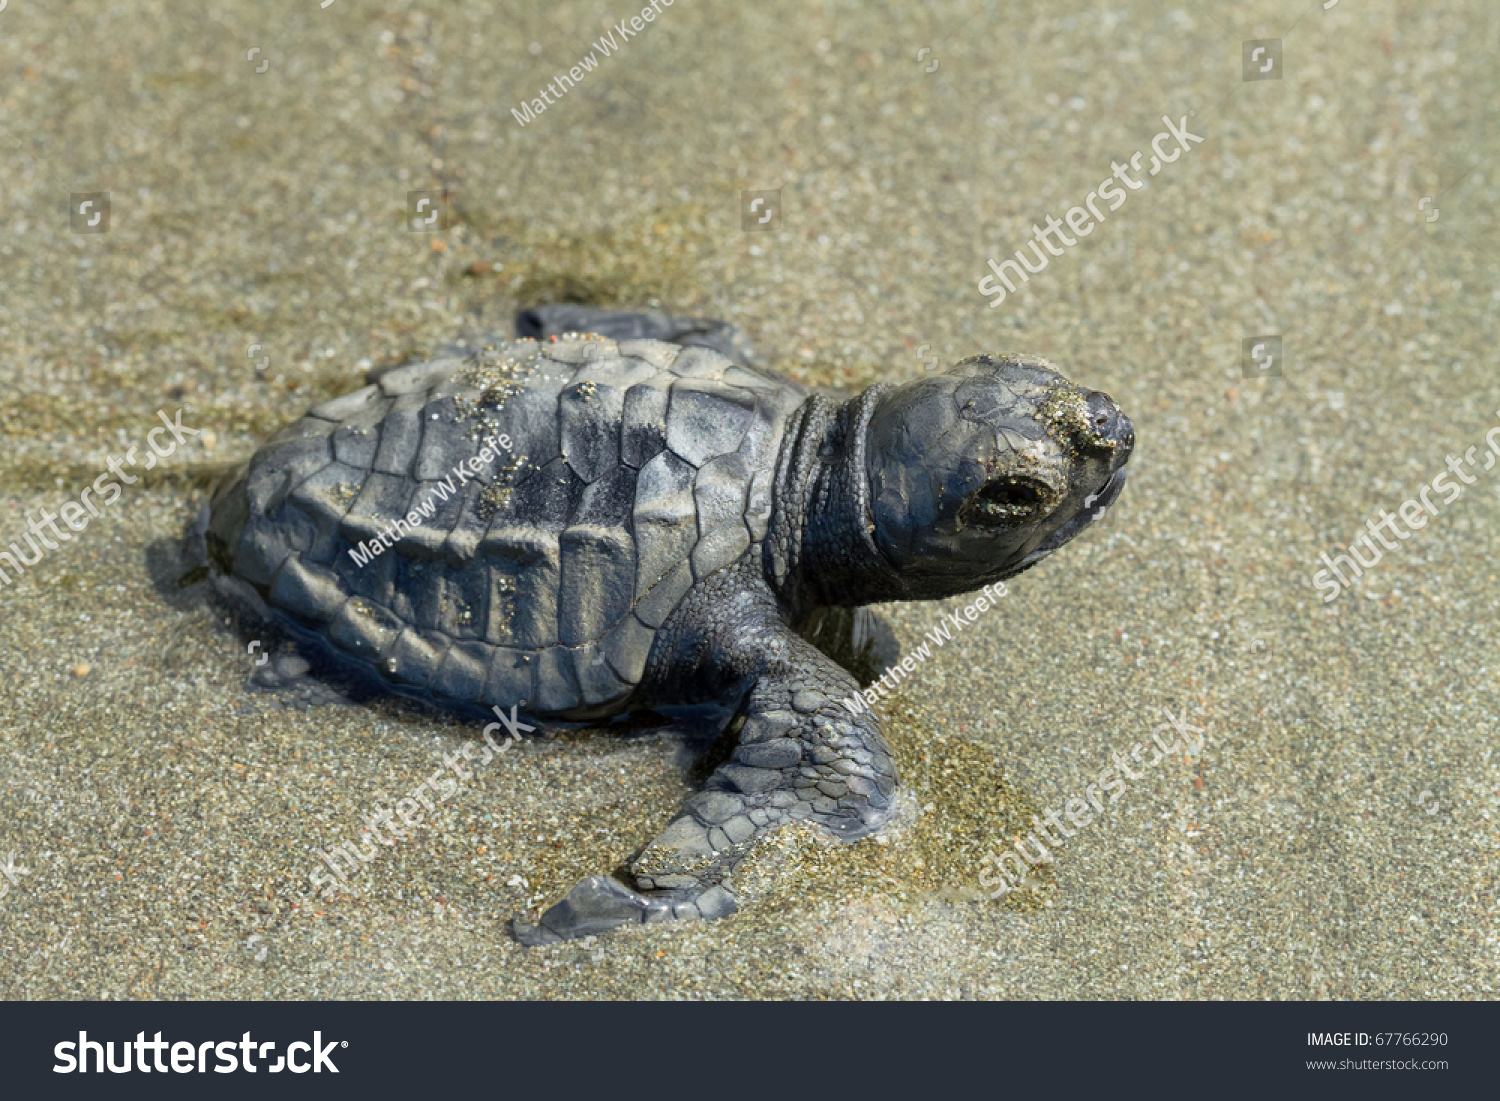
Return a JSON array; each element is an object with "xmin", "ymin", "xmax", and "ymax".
[{"xmin": 1, "ymin": 0, "xmax": 1496, "ymax": 999}]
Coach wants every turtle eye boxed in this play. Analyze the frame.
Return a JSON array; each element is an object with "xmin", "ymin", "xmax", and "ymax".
[
  {"xmin": 980, "ymin": 479, "xmax": 1044, "ymax": 508},
  {"xmin": 960, "ymin": 477, "xmax": 1059, "ymax": 526}
]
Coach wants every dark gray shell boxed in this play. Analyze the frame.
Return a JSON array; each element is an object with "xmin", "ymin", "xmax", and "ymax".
[{"xmin": 207, "ymin": 336, "xmax": 808, "ymax": 718}]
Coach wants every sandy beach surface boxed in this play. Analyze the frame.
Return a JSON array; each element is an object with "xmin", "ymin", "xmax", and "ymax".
[{"xmin": 1, "ymin": 0, "xmax": 1496, "ymax": 999}]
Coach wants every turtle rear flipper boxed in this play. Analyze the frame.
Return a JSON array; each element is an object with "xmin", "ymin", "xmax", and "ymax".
[
  {"xmin": 515, "ymin": 305, "xmax": 763, "ymax": 367},
  {"xmin": 244, "ymin": 645, "xmax": 377, "ymax": 711}
]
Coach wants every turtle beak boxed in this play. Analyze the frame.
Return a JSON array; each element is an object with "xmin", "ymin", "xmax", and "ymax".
[{"xmin": 1084, "ymin": 464, "xmax": 1127, "ymax": 519}]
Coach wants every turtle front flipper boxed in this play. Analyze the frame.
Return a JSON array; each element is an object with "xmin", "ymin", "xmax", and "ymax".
[
  {"xmin": 510, "ymin": 614, "xmax": 899, "ymax": 945},
  {"xmin": 509, "ymin": 875, "xmax": 739, "ymax": 946}
]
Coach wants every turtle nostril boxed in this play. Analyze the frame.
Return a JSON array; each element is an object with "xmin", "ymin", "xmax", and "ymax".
[
  {"xmin": 1084, "ymin": 394, "xmax": 1116, "ymax": 437},
  {"xmin": 1086, "ymin": 392, "xmax": 1133, "ymax": 451}
]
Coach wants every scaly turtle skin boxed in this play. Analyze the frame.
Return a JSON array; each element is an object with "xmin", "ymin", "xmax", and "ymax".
[{"xmin": 202, "ymin": 308, "xmax": 1134, "ymax": 943}]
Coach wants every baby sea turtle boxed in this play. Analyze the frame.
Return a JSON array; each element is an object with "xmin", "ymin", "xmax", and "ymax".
[{"xmin": 198, "ymin": 307, "xmax": 1133, "ymax": 943}]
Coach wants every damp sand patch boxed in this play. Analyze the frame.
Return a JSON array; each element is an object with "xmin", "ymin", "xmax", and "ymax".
[{"xmin": 724, "ymin": 694, "xmax": 1056, "ymax": 922}]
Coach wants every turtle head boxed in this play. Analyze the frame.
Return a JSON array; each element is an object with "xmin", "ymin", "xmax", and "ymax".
[{"xmin": 864, "ymin": 353, "xmax": 1133, "ymax": 599}]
